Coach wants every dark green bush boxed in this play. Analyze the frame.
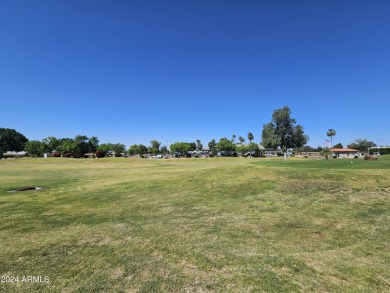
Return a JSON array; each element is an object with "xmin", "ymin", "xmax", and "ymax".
[
  {"xmin": 95, "ymin": 150, "xmax": 106, "ymax": 158},
  {"xmin": 369, "ymin": 148, "xmax": 390, "ymax": 155}
]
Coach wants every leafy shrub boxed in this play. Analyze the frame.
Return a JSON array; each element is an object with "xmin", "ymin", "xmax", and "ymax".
[
  {"xmin": 381, "ymin": 148, "xmax": 390, "ymax": 155},
  {"xmin": 64, "ymin": 152, "xmax": 75, "ymax": 158},
  {"xmin": 95, "ymin": 150, "xmax": 106, "ymax": 158},
  {"xmin": 364, "ymin": 155, "xmax": 378, "ymax": 160},
  {"xmin": 52, "ymin": 152, "xmax": 61, "ymax": 157},
  {"xmin": 369, "ymin": 148, "xmax": 390, "ymax": 155}
]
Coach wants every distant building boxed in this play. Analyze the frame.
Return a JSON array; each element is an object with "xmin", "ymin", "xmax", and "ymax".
[
  {"xmin": 2, "ymin": 151, "xmax": 28, "ymax": 158},
  {"xmin": 368, "ymin": 146, "xmax": 390, "ymax": 155},
  {"xmin": 331, "ymin": 148, "xmax": 360, "ymax": 158},
  {"xmin": 201, "ymin": 146, "xmax": 210, "ymax": 152}
]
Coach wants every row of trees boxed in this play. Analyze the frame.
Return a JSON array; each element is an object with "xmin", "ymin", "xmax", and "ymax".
[
  {"xmin": 0, "ymin": 130, "xmax": 127, "ymax": 158},
  {"xmin": 295, "ymin": 138, "xmax": 378, "ymax": 154},
  {"xmin": 24, "ymin": 136, "xmax": 101, "ymax": 157},
  {"xmin": 128, "ymin": 141, "xmax": 169, "ymax": 156},
  {"xmin": 228, "ymin": 133, "xmax": 254, "ymax": 144},
  {"xmin": 128, "ymin": 139, "xmax": 261, "ymax": 157},
  {"xmin": 329, "ymin": 139, "xmax": 377, "ymax": 152},
  {"xmin": 0, "ymin": 128, "xmax": 263, "ymax": 158},
  {"xmin": 1, "ymin": 106, "xmax": 382, "ymax": 158}
]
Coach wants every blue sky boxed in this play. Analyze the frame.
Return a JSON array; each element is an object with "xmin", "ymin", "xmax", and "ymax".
[{"xmin": 1, "ymin": 0, "xmax": 389, "ymax": 148}]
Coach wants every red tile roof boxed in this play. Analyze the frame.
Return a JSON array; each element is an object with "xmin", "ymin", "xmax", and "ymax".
[{"xmin": 331, "ymin": 148, "xmax": 359, "ymax": 152}]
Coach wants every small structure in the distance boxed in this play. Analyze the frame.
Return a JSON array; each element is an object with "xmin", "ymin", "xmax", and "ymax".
[
  {"xmin": 2, "ymin": 151, "xmax": 28, "ymax": 158},
  {"xmin": 331, "ymin": 148, "xmax": 361, "ymax": 158},
  {"xmin": 368, "ymin": 146, "xmax": 390, "ymax": 156}
]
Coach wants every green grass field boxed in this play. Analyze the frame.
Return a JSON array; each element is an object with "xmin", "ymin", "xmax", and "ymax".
[{"xmin": 1, "ymin": 156, "xmax": 389, "ymax": 292}]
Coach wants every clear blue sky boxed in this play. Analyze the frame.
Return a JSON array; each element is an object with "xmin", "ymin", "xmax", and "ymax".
[{"xmin": 1, "ymin": 0, "xmax": 389, "ymax": 148}]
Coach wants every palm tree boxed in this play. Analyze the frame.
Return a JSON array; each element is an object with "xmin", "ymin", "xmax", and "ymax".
[
  {"xmin": 208, "ymin": 139, "xmax": 216, "ymax": 154},
  {"xmin": 326, "ymin": 129, "xmax": 336, "ymax": 148},
  {"xmin": 196, "ymin": 139, "xmax": 201, "ymax": 151},
  {"xmin": 231, "ymin": 134, "xmax": 236, "ymax": 143},
  {"xmin": 247, "ymin": 132, "xmax": 254, "ymax": 144}
]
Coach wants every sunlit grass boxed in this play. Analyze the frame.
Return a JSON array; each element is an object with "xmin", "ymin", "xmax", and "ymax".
[{"xmin": 0, "ymin": 156, "xmax": 389, "ymax": 292}]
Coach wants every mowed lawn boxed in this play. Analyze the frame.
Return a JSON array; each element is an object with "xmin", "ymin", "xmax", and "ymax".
[{"xmin": 0, "ymin": 156, "xmax": 389, "ymax": 292}]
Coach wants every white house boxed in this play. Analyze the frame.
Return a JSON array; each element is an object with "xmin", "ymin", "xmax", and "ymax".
[{"xmin": 331, "ymin": 148, "xmax": 360, "ymax": 158}]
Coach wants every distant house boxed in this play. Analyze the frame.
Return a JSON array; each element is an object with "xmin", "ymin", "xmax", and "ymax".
[
  {"xmin": 202, "ymin": 146, "xmax": 210, "ymax": 152},
  {"xmin": 331, "ymin": 148, "xmax": 360, "ymax": 158},
  {"xmin": 235, "ymin": 143, "xmax": 265, "ymax": 149},
  {"xmin": 2, "ymin": 151, "xmax": 28, "ymax": 158}
]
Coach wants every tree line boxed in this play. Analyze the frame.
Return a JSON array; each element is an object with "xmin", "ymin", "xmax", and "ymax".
[
  {"xmin": 0, "ymin": 106, "xmax": 380, "ymax": 158},
  {"xmin": 0, "ymin": 129, "xmax": 268, "ymax": 158}
]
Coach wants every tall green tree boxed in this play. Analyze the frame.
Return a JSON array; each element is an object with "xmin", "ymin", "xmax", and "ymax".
[
  {"xmin": 138, "ymin": 144, "xmax": 148, "ymax": 155},
  {"xmin": 42, "ymin": 136, "xmax": 60, "ymax": 152},
  {"xmin": 238, "ymin": 136, "xmax": 245, "ymax": 144},
  {"xmin": 293, "ymin": 125, "xmax": 308, "ymax": 149},
  {"xmin": 231, "ymin": 134, "xmax": 236, "ymax": 142},
  {"xmin": 112, "ymin": 143, "xmax": 126, "ymax": 156},
  {"xmin": 333, "ymin": 143, "xmax": 343, "ymax": 149},
  {"xmin": 261, "ymin": 106, "xmax": 309, "ymax": 159},
  {"xmin": 261, "ymin": 122, "xmax": 279, "ymax": 150},
  {"xmin": 97, "ymin": 143, "xmax": 111, "ymax": 153},
  {"xmin": 73, "ymin": 135, "xmax": 89, "ymax": 155},
  {"xmin": 128, "ymin": 144, "xmax": 140, "ymax": 156},
  {"xmin": 247, "ymin": 132, "xmax": 254, "ymax": 144},
  {"xmin": 98, "ymin": 143, "xmax": 126, "ymax": 156},
  {"xmin": 236, "ymin": 145, "xmax": 248, "ymax": 155},
  {"xmin": 149, "ymin": 140, "xmax": 161, "ymax": 155},
  {"xmin": 326, "ymin": 129, "xmax": 336, "ymax": 148},
  {"xmin": 247, "ymin": 142, "xmax": 261, "ymax": 157},
  {"xmin": 160, "ymin": 146, "xmax": 169, "ymax": 155},
  {"xmin": 170, "ymin": 142, "xmax": 192, "ymax": 155},
  {"xmin": 128, "ymin": 144, "xmax": 148, "ymax": 155},
  {"xmin": 71, "ymin": 135, "xmax": 99, "ymax": 155},
  {"xmin": 208, "ymin": 139, "xmax": 217, "ymax": 155},
  {"xmin": 0, "ymin": 128, "xmax": 28, "ymax": 157},
  {"xmin": 88, "ymin": 136, "xmax": 99, "ymax": 153},
  {"xmin": 189, "ymin": 142, "xmax": 197, "ymax": 151},
  {"xmin": 216, "ymin": 137, "xmax": 236, "ymax": 153},
  {"xmin": 57, "ymin": 138, "xmax": 75, "ymax": 154},
  {"xmin": 299, "ymin": 145, "xmax": 314, "ymax": 153},
  {"xmin": 347, "ymin": 138, "xmax": 376, "ymax": 152},
  {"xmin": 24, "ymin": 140, "xmax": 44, "ymax": 157}
]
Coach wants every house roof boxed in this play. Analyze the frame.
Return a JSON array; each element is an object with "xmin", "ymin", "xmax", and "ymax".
[{"xmin": 331, "ymin": 148, "xmax": 359, "ymax": 152}]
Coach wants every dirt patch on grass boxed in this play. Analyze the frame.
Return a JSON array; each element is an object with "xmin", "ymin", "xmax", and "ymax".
[{"xmin": 7, "ymin": 186, "xmax": 42, "ymax": 192}]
